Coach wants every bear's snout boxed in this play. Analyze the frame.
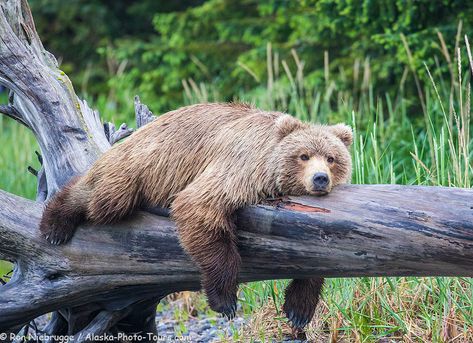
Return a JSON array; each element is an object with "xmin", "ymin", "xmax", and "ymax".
[{"xmin": 312, "ymin": 172, "xmax": 329, "ymax": 192}]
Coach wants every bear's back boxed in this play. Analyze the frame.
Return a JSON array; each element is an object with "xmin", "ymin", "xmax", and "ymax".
[{"xmin": 86, "ymin": 103, "xmax": 285, "ymax": 207}]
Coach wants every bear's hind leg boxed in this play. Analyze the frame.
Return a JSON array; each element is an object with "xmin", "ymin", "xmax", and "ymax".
[
  {"xmin": 40, "ymin": 177, "xmax": 86, "ymax": 245},
  {"xmin": 84, "ymin": 168, "xmax": 143, "ymax": 226},
  {"xmin": 283, "ymin": 277, "xmax": 324, "ymax": 329}
]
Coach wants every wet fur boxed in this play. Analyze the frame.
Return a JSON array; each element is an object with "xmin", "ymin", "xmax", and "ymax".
[{"xmin": 39, "ymin": 103, "xmax": 352, "ymax": 327}]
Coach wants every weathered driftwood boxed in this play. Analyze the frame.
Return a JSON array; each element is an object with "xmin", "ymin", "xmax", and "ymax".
[
  {"xmin": 0, "ymin": 0, "xmax": 109, "ymax": 195},
  {"xmin": 0, "ymin": 0, "xmax": 160, "ymax": 338},
  {"xmin": 0, "ymin": 0, "xmax": 473, "ymax": 340}
]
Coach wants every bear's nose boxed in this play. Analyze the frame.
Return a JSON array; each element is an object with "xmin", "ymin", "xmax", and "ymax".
[{"xmin": 313, "ymin": 172, "xmax": 329, "ymax": 189}]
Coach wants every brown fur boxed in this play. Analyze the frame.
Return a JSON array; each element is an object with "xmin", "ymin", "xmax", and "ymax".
[
  {"xmin": 39, "ymin": 102, "xmax": 352, "ymax": 326},
  {"xmin": 283, "ymin": 278, "xmax": 325, "ymax": 328},
  {"xmin": 40, "ymin": 176, "xmax": 86, "ymax": 244}
]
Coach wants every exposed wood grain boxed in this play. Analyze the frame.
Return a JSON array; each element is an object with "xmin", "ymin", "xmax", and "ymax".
[
  {"xmin": 72, "ymin": 310, "xmax": 130, "ymax": 343},
  {"xmin": 103, "ymin": 122, "xmax": 134, "ymax": 145},
  {"xmin": 0, "ymin": 1, "xmax": 110, "ymax": 194},
  {"xmin": 134, "ymin": 95, "xmax": 156, "ymax": 128}
]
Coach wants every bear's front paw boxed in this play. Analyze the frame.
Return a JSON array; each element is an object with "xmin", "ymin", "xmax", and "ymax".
[
  {"xmin": 207, "ymin": 290, "xmax": 238, "ymax": 320},
  {"xmin": 283, "ymin": 299, "xmax": 316, "ymax": 329},
  {"xmin": 283, "ymin": 278, "xmax": 323, "ymax": 329}
]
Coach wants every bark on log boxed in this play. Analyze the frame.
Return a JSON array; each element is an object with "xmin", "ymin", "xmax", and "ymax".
[
  {"xmin": 1, "ymin": 184, "xmax": 473, "ymax": 332},
  {"xmin": 0, "ymin": 0, "xmax": 472, "ymax": 339}
]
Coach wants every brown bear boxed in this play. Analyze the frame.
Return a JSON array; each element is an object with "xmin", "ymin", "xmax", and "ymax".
[{"xmin": 39, "ymin": 102, "xmax": 352, "ymax": 328}]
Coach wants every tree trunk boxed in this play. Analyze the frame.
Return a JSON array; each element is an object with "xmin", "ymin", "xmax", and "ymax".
[{"xmin": 0, "ymin": 0, "xmax": 472, "ymax": 339}]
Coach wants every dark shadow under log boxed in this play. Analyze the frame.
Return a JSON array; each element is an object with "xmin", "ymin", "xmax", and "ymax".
[{"xmin": 0, "ymin": 184, "xmax": 472, "ymax": 331}]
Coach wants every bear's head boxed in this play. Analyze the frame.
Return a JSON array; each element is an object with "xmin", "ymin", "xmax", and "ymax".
[{"xmin": 273, "ymin": 116, "xmax": 353, "ymax": 196}]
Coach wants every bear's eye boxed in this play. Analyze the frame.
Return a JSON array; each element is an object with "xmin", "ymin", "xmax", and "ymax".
[
  {"xmin": 327, "ymin": 156, "xmax": 335, "ymax": 163},
  {"xmin": 300, "ymin": 154, "xmax": 309, "ymax": 161}
]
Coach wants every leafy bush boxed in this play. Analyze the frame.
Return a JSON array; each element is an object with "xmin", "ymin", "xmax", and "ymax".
[
  {"xmin": 29, "ymin": 0, "xmax": 203, "ymax": 97},
  {"xmin": 110, "ymin": 0, "xmax": 473, "ymax": 112},
  {"xmin": 30, "ymin": 0, "xmax": 473, "ymax": 113}
]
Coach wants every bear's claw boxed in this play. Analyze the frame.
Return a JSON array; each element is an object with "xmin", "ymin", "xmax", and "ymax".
[
  {"xmin": 284, "ymin": 306, "xmax": 313, "ymax": 329},
  {"xmin": 207, "ymin": 291, "xmax": 238, "ymax": 320},
  {"xmin": 218, "ymin": 301, "xmax": 237, "ymax": 320},
  {"xmin": 41, "ymin": 225, "xmax": 73, "ymax": 245}
]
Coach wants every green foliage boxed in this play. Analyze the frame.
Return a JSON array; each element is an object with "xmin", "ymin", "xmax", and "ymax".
[
  {"xmin": 29, "ymin": 0, "xmax": 473, "ymax": 113},
  {"xmin": 28, "ymin": 0, "xmax": 204, "ymax": 96},
  {"xmin": 105, "ymin": 0, "xmax": 473, "ymax": 112}
]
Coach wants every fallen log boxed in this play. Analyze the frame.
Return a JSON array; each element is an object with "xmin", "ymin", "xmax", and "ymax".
[
  {"xmin": 0, "ymin": 0, "xmax": 472, "ymax": 339},
  {"xmin": 1, "ymin": 184, "xmax": 473, "ymax": 332}
]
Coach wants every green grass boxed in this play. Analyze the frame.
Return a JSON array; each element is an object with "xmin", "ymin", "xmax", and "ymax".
[
  {"xmin": 0, "ymin": 112, "xmax": 39, "ymax": 279},
  {"xmin": 1, "ymin": 39, "xmax": 472, "ymax": 341},
  {"xmin": 0, "ymin": 115, "xmax": 39, "ymax": 200}
]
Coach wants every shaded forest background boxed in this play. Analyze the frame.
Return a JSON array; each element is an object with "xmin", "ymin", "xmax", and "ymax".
[{"xmin": 29, "ymin": 0, "xmax": 473, "ymax": 115}]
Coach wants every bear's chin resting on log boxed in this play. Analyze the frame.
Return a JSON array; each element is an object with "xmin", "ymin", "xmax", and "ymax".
[{"xmin": 39, "ymin": 102, "xmax": 353, "ymax": 329}]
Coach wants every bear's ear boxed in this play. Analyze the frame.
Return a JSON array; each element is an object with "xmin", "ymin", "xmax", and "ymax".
[
  {"xmin": 275, "ymin": 114, "xmax": 305, "ymax": 138},
  {"xmin": 329, "ymin": 123, "xmax": 353, "ymax": 147}
]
